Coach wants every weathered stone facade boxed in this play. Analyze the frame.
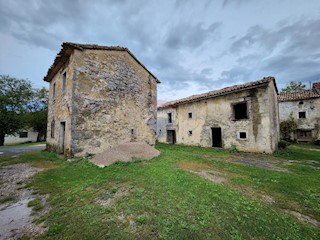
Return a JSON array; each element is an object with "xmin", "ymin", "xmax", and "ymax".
[
  {"xmin": 44, "ymin": 43, "xmax": 159, "ymax": 157},
  {"xmin": 157, "ymin": 77, "xmax": 280, "ymax": 153},
  {"xmin": 278, "ymin": 83, "xmax": 320, "ymax": 143}
]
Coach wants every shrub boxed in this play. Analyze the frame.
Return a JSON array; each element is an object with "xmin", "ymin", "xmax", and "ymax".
[
  {"xmin": 229, "ymin": 145, "xmax": 239, "ymax": 154},
  {"xmin": 278, "ymin": 140, "xmax": 290, "ymax": 149},
  {"xmin": 280, "ymin": 112, "xmax": 297, "ymax": 141}
]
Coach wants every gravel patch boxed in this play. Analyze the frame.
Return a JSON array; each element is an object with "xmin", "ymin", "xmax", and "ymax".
[
  {"xmin": 189, "ymin": 170, "xmax": 226, "ymax": 184},
  {"xmin": 91, "ymin": 142, "xmax": 160, "ymax": 167},
  {"xmin": 0, "ymin": 163, "xmax": 48, "ymax": 239}
]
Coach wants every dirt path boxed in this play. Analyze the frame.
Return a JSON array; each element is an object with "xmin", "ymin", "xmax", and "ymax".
[{"xmin": 0, "ymin": 163, "xmax": 47, "ymax": 239}]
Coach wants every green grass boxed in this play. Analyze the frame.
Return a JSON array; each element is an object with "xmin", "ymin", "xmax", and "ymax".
[
  {"xmin": 0, "ymin": 195, "xmax": 17, "ymax": 204},
  {"xmin": 28, "ymin": 198, "xmax": 44, "ymax": 212},
  {"xmin": 274, "ymin": 144, "xmax": 320, "ymax": 161},
  {"xmin": 0, "ymin": 143, "xmax": 319, "ymax": 239},
  {"xmin": 0, "ymin": 141, "xmax": 46, "ymax": 148}
]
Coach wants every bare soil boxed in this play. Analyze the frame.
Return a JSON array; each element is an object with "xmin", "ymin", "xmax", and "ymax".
[
  {"xmin": 0, "ymin": 164, "xmax": 48, "ymax": 239},
  {"xmin": 91, "ymin": 142, "xmax": 160, "ymax": 167}
]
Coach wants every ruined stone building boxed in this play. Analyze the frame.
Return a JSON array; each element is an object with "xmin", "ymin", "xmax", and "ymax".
[
  {"xmin": 278, "ymin": 82, "xmax": 320, "ymax": 143},
  {"xmin": 44, "ymin": 42, "xmax": 159, "ymax": 157},
  {"xmin": 157, "ymin": 77, "xmax": 280, "ymax": 153}
]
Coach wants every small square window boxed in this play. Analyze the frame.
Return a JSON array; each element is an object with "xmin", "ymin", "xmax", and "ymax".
[
  {"xmin": 19, "ymin": 132, "xmax": 28, "ymax": 138},
  {"xmin": 299, "ymin": 101, "xmax": 303, "ymax": 105},
  {"xmin": 188, "ymin": 112, "xmax": 192, "ymax": 118},
  {"xmin": 299, "ymin": 112, "xmax": 306, "ymax": 119},
  {"xmin": 168, "ymin": 113, "xmax": 172, "ymax": 123},
  {"xmin": 188, "ymin": 131, "xmax": 192, "ymax": 135},
  {"xmin": 239, "ymin": 132, "xmax": 247, "ymax": 139}
]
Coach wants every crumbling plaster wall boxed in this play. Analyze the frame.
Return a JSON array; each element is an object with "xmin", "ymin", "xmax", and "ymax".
[
  {"xmin": 157, "ymin": 82, "xmax": 278, "ymax": 153},
  {"xmin": 71, "ymin": 49, "xmax": 157, "ymax": 156},
  {"xmin": 279, "ymin": 98, "xmax": 320, "ymax": 140},
  {"xmin": 46, "ymin": 55, "xmax": 75, "ymax": 156}
]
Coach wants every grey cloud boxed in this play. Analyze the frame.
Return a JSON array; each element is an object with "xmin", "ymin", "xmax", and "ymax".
[
  {"xmin": 165, "ymin": 22, "xmax": 222, "ymax": 49},
  {"xmin": 230, "ymin": 18, "xmax": 320, "ymax": 55}
]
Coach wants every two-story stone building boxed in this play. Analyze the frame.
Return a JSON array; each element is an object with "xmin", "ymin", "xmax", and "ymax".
[
  {"xmin": 278, "ymin": 82, "xmax": 320, "ymax": 143},
  {"xmin": 157, "ymin": 77, "xmax": 280, "ymax": 153},
  {"xmin": 44, "ymin": 42, "xmax": 159, "ymax": 157}
]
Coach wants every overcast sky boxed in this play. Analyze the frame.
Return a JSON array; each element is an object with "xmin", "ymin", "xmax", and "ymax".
[{"xmin": 1, "ymin": 0, "xmax": 320, "ymax": 102}]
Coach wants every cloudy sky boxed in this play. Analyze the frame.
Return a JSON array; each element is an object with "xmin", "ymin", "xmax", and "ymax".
[{"xmin": 1, "ymin": 0, "xmax": 320, "ymax": 102}]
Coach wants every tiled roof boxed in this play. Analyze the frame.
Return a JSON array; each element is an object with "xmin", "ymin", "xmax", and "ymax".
[
  {"xmin": 278, "ymin": 89, "xmax": 320, "ymax": 101},
  {"xmin": 44, "ymin": 42, "xmax": 160, "ymax": 83},
  {"xmin": 158, "ymin": 77, "xmax": 277, "ymax": 109}
]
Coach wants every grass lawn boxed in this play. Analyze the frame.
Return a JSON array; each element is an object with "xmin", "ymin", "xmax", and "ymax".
[
  {"xmin": 0, "ymin": 141, "xmax": 46, "ymax": 148},
  {"xmin": 1, "ymin": 143, "xmax": 319, "ymax": 239}
]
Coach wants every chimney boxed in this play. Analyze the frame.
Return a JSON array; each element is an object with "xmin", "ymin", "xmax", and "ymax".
[{"xmin": 312, "ymin": 82, "xmax": 320, "ymax": 94}]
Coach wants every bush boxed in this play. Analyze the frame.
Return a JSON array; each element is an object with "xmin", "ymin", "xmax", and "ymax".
[
  {"xmin": 278, "ymin": 140, "xmax": 290, "ymax": 149},
  {"xmin": 229, "ymin": 145, "xmax": 239, "ymax": 153}
]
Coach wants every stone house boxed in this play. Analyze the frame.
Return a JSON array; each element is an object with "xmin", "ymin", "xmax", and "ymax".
[
  {"xmin": 157, "ymin": 77, "xmax": 280, "ymax": 153},
  {"xmin": 44, "ymin": 42, "xmax": 159, "ymax": 157},
  {"xmin": 278, "ymin": 82, "xmax": 320, "ymax": 143}
]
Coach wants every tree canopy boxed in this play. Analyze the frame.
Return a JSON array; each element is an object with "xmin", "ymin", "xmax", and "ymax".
[
  {"xmin": 0, "ymin": 75, "xmax": 48, "ymax": 145},
  {"xmin": 281, "ymin": 81, "xmax": 306, "ymax": 93}
]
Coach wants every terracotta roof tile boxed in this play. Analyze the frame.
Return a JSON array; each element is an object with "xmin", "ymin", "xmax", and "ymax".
[
  {"xmin": 278, "ymin": 89, "xmax": 320, "ymax": 101},
  {"xmin": 158, "ymin": 77, "xmax": 277, "ymax": 109},
  {"xmin": 44, "ymin": 42, "xmax": 160, "ymax": 83}
]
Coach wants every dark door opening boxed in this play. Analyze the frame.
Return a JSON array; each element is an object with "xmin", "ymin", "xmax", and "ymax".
[
  {"xmin": 211, "ymin": 127, "xmax": 222, "ymax": 148},
  {"xmin": 167, "ymin": 130, "xmax": 176, "ymax": 144},
  {"xmin": 59, "ymin": 122, "xmax": 66, "ymax": 154}
]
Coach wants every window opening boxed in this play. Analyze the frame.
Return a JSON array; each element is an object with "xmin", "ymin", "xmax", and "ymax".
[
  {"xmin": 299, "ymin": 112, "xmax": 306, "ymax": 119},
  {"xmin": 62, "ymin": 72, "xmax": 67, "ymax": 91},
  {"xmin": 233, "ymin": 102, "xmax": 248, "ymax": 120},
  {"xmin": 239, "ymin": 132, "xmax": 247, "ymax": 139},
  {"xmin": 168, "ymin": 113, "xmax": 172, "ymax": 123},
  {"xmin": 19, "ymin": 132, "xmax": 28, "ymax": 138}
]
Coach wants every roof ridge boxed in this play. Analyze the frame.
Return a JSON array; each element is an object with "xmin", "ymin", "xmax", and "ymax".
[{"xmin": 44, "ymin": 42, "xmax": 159, "ymax": 83}]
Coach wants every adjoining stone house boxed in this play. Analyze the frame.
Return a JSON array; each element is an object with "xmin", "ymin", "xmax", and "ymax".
[
  {"xmin": 278, "ymin": 82, "xmax": 320, "ymax": 143},
  {"xmin": 157, "ymin": 77, "xmax": 280, "ymax": 153},
  {"xmin": 44, "ymin": 42, "xmax": 159, "ymax": 157}
]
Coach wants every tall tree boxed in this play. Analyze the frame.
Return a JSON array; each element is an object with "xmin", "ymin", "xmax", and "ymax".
[
  {"xmin": 26, "ymin": 88, "xmax": 48, "ymax": 142},
  {"xmin": 281, "ymin": 81, "xmax": 306, "ymax": 93},
  {"xmin": 0, "ymin": 75, "xmax": 33, "ymax": 146}
]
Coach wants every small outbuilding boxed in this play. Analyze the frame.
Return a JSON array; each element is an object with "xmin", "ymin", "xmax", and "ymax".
[
  {"xmin": 44, "ymin": 42, "xmax": 159, "ymax": 157},
  {"xmin": 278, "ymin": 82, "xmax": 320, "ymax": 143},
  {"xmin": 157, "ymin": 77, "xmax": 280, "ymax": 153}
]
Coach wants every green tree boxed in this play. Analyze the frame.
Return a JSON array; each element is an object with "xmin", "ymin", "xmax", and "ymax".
[
  {"xmin": 281, "ymin": 81, "xmax": 306, "ymax": 93},
  {"xmin": 25, "ymin": 88, "xmax": 48, "ymax": 142},
  {"xmin": 0, "ymin": 75, "xmax": 33, "ymax": 145}
]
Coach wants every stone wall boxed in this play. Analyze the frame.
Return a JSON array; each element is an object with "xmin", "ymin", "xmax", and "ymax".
[
  {"xmin": 157, "ymin": 81, "xmax": 279, "ymax": 153},
  {"xmin": 46, "ymin": 54, "xmax": 75, "ymax": 157},
  {"xmin": 71, "ymin": 49, "xmax": 157, "ymax": 156}
]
